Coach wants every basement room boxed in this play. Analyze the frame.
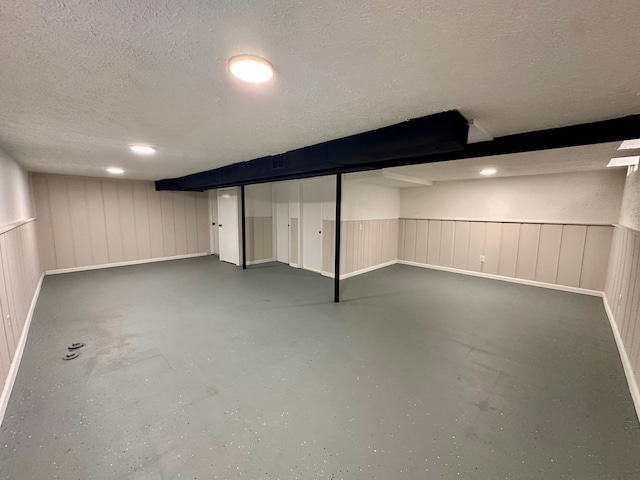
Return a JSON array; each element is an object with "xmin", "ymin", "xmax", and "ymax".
[{"xmin": 1, "ymin": 1, "xmax": 639, "ymax": 479}]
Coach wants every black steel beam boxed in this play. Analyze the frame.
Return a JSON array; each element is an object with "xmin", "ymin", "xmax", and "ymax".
[
  {"xmin": 376, "ymin": 114, "xmax": 640, "ymax": 168},
  {"xmin": 156, "ymin": 113, "xmax": 640, "ymax": 192},
  {"xmin": 334, "ymin": 174, "xmax": 342, "ymax": 303},
  {"xmin": 156, "ymin": 111, "xmax": 468, "ymax": 191},
  {"xmin": 241, "ymin": 185, "xmax": 246, "ymax": 270}
]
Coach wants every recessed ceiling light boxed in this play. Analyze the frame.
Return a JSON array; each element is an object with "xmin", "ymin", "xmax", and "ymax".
[
  {"xmin": 107, "ymin": 167, "xmax": 124, "ymax": 175},
  {"xmin": 480, "ymin": 168, "xmax": 497, "ymax": 176},
  {"xmin": 130, "ymin": 145, "xmax": 156, "ymax": 155},
  {"xmin": 607, "ymin": 156, "xmax": 640, "ymax": 167},
  {"xmin": 618, "ymin": 139, "xmax": 640, "ymax": 150},
  {"xmin": 228, "ymin": 55, "xmax": 274, "ymax": 83}
]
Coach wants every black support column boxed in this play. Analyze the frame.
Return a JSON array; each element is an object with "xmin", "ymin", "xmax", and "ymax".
[
  {"xmin": 241, "ymin": 185, "xmax": 247, "ymax": 270},
  {"xmin": 334, "ymin": 174, "xmax": 342, "ymax": 303}
]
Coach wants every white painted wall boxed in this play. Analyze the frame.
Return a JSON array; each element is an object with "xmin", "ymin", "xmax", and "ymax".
[
  {"xmin": 619, "ymin": 169, "xmax": 640, "ymax": 231},
  {"xmin": 342, "ymin": 180, "xmax": 401, "ymax": 221},
  {"xmin": 0, "ymin": 149, "xmax": 32, "ymax": 226},
  {"xmin": 245, "ymin": 184, "xmax": 273, "ymax": 217},
  {"xmin": 273, "ymin": 183, "xmax": 290, "ymax": 262},
  {"xmin": 288, "ymin": 181, "xmax": 300, "ymax": 218},
  {"xmin": 322, "ymin": 176, "xmax": 336, "ymax": 220},
  {"xmin": 401, "ymin": 170, "xmax": 625, "ymax": 224}
]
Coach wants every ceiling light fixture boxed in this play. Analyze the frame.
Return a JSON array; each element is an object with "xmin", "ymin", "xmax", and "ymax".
[
  {"xmin": 480, "ymin": 168, "xmax": 497, "ymax": 176},
  {"xmin": 130, "ymin": 145, "xmax": 156, "ymax": 155},
  {"xmin": 618, "ymin": 139, "xmax": 640, "ymax": 150},
  {"xmin": 607, "ymin": 156, "xmax": 640, "ymax": 167},
  {"xmin": 107, "ymin": 167, "xmax": 124, "ymax": 175},
  {"xmin": 228, "ymin": 55, "xmax": 274, "ymax": 83}
]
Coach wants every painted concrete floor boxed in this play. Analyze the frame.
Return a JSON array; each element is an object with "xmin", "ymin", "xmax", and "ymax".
[{"xmin": 1, "ymin": 257, "xmax": 639, "ymax": 480}]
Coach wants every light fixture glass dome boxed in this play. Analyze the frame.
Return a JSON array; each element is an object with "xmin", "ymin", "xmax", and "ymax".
[
  {"xmin": 130, "ymin": 145, "xmax": 156, "ymax": 155},
  {"xmin": 228, "ymin": 55, "xmax": 274, "ymax": 83}
]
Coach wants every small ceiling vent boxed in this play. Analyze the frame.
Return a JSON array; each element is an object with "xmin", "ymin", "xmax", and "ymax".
[{"xmin": 272, "ymin": 157, "xmax": 285, "ymax": 170}]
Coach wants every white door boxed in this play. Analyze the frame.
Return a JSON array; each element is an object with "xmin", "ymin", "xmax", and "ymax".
[
  {"xmin": 217, "ymin": 188, "xmax": 239, "ymax": 265},
  {"xmin": 274, "ymin": 183, "xmax": 289, "ymax": 263},
  {"xmin": 301, "ymin": 178, "xmax": 323, "ymax": 272},
  {"xmin": 209, "ymin": 190, "xmax": 219, "ymax": 255}
]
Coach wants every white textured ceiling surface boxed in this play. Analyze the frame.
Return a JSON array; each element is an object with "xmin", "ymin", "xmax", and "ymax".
[
  {"xmin": 2, "ymin": 1, "xmax": 640, "ymax": 180},
  {"xmin": 382, "ymin": 142, "xmax": 627, "ymax": 184}
]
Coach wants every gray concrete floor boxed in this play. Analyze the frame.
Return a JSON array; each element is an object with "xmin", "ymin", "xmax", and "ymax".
[{"xmin": 1, "ymin": 257, "xmax": 639, "ymax": 479}]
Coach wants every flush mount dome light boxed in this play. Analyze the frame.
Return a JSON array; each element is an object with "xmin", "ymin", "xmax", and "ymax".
[
  {"xmin": 228, "ymin": 55, "xmax": 274, "ymax": 83},
  {"xmin": 107, "ymin": 167, "xmax": 124, "ymax": 174},
  {"xmin": 130, "ymin": 145, "xmax": 156, "ymax": 155},
  {"xmin": 480, "ymin": 168, "xmax": 497, "ymax": 176}
]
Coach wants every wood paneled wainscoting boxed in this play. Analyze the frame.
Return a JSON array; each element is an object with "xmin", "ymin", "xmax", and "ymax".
[
  {"xmin": 32, "ymin": 174, "xmax": 210, "ymax": 273},
  {"xmin": 0, "ymin": 219, "xmax": 43, "ymax": 423},
  {"xmin": 604, "ymin": 225, "xmax": 640, "ymax": 421},
  {"xmin": 398, "ymin": 219, "xmax": 612, "ymax": 293},
  {"xmin": 322, "ymin": 219, "xmax": 398, "ymax": 277},
  {"xmin": 245, "ymin": 216, "xmax": 273, "ymax": 264}
]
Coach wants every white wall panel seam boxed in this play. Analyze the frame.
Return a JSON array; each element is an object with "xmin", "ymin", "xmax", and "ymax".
[
  {"xmin": 145, "ymin": 187, "xmax": 152, "ymax": 258},
  {"xmin": 63, "ymin": 179, "xmax": 77, "ymax": 267},
  {"xmin": 621, "ymin": 236, "xmax": 638, "ymax": 335},
  {"xmin": 555, "ymin": 225, "xmax": 564, "ymax": 285},
  {"xmin": 0, "ymin": 237, "xmax": 19, "ymax": 345},
  {"xmin": 81, "ymin": 180, "xmax": 94, "ymax": 266},
  {"xmin": 100, "ymin": 181, "xmax": 111, "ymax": 264},
  {"xmin": 577, "ymin": 225, "xmax": 587, "ymax": 288},
  {"xmin": 43, "ymin": 177, "xmax": 57, "ymax": 269}
]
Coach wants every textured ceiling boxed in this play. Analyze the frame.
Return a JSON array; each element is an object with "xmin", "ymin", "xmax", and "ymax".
[
  {"xmin": 2, "ymin": 1, "xmax": 640, "ymax": 181},
  {"xmin": 375, "ymin": 142, "xmax": 628, "ymax": 185}
]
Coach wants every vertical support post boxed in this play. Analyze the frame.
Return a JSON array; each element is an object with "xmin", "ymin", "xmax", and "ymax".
[
  {"xmin": 241, "ymin": 184, "xmax": 247, "ymax": 270},
  {"xmin": 334, "ymin": 174, "xmax": 342, "ymax": 303}
]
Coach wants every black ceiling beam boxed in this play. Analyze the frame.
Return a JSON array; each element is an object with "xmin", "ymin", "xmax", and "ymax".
[
  {"xmin": 155, "ymin": 112, "xmax": 640, "ymax": 192},
  {"xmin": 381, "ymin": 113, "xmax": 640, "ymax": 169},
  {"xmin": 155, "ymin": 110, "xmax": 469, "ymax": 191}
]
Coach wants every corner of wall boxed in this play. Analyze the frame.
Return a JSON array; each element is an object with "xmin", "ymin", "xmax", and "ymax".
[{"xmin": 602, "ymin": 168, "xmax": 640, "ymax": 424}]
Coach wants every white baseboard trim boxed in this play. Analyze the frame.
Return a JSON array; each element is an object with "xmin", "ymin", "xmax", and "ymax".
[
  {"xmin": 322, "ymin": 260, "xmax": 399, "ymax": 280},
  {"xmin": 246, "ymin": 258, "xmax": 275, "ymax": 266},
  {"xmin": 45, "ymin": 253, "xmax": 210, "ymax": 275},
  {"xmin": 397, "ymin": 260, "xmax": 603, "ymax": 297},
  {"xmin": 603, "ymin": 296, "xmax": 640, "ymax": 424},
  {"xmin": 0, "ymin": 272, "xmax": 44, "ymax": 426}
]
